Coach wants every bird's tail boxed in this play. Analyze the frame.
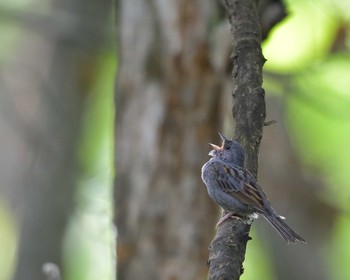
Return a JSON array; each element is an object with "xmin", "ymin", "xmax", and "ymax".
[{"xmin": 264, "ymin": 214, "xmax": 306, "ymax": 244}]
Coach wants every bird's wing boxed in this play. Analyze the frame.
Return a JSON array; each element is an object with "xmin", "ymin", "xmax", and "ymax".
[{"xmin": 214, "ymin": 161, "xmax": 269, "ymax": 214}]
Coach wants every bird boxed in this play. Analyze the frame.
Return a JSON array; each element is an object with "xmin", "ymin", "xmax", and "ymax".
[{"xmin": 201, "ymin": 133, "xmax": 306, "ymax": 244}]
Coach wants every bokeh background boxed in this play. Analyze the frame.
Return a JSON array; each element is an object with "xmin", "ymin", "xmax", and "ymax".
[{"xmin": 1, "ymin": 0, "xmax": 350, "ymax": 279}]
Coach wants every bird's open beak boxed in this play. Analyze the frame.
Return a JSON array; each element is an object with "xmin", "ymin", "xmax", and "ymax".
[
  {"xmin": 209, "ymin": 143, "xmax": 221, "ymax": 150},
  {"xmin": 218, "ymin": 132, "xmax": 229, "ymax": 142}
]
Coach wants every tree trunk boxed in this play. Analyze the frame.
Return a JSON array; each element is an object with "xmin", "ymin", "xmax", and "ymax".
[
  {"xmin": 115, "ymin": 1, "xmax": 228, "ymax": 279},
  {"xmin": 0, "ymin": 1, "xmax": 111, "ymax": 279}
]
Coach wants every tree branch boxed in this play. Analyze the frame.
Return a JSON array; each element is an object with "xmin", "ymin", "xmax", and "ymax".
[{"xmin": 207, "ymin": 0, "xmax": 281, "ymax": 278}]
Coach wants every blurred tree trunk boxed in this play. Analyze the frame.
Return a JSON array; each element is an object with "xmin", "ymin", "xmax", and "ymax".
[
  {"xmin": 0, "ymin": 1, "xmax": 111, "ymax": 279},
  {"xmin": 115, "ymin": 1, "xmax": 228, "ymax": 279}
]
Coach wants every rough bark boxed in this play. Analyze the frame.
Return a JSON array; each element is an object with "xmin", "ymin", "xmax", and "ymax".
[{"xmin": 207, "ymin": 0, "xmax": 285, "ymax": 278}]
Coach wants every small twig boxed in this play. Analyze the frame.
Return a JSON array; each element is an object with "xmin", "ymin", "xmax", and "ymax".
[{"xmin": 264, "ymin": 120, "xmax": 277, "ymax": 126}]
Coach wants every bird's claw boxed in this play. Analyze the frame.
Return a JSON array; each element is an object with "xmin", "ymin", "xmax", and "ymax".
[{"xmin": 216, "ymin": 212, "xmax": 242, "ymax": 228}]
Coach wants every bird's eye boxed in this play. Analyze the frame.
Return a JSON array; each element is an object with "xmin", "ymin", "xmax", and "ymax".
[{"xmin": 225, "ymin": 144, "xmax": 230, "ymax": 150}]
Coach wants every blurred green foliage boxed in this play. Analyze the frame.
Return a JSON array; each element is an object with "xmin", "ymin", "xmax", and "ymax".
[
  {"xmin": 329, "ymin": 215, "xmax": 350, "ymax": 279},
  {"xmin": 242, "ymin": 228, "xmax": 275, "ymax": 280},
  {"xmin": 263, "ymin": 0, "xmax": 338, "ymax": 72},
  {"xmin": 0, "ymin": 200, "xmax": 17, "ymax": 280},
  {"xmin": 288, "ymin": 55, "xmax": 350, "ymax": 206},
  {"xmin": 63, "ymin": 52, "xmax": 116, "ymax": 280},
  {"xmin": 244, "ymin": 0, "xmax": 350, "ymax": 279},
  {"xmin": 1, "ymin": 0, "xmax": 350, "ymax": 279},
  {"xmin": 0, "ymin": 2, "xmax": 116, "ymax": 279}
]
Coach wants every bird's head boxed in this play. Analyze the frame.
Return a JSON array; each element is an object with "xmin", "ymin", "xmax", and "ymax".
[{"xmin": 208, "ymin": 133, "xmax": 245, "ymax": 166}]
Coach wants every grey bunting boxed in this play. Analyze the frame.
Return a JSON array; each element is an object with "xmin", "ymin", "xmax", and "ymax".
[{"xmin": 201, "ymin": 133, "xmax": 306, "ymax": 244}]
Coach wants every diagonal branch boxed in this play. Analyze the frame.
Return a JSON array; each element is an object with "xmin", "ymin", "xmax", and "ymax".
[{"xmin": 207, "ymin": 0, "xmax": 285, "ymax": 278}]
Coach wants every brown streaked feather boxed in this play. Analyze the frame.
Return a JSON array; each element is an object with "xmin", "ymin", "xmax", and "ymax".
[
  {"xmin": 227, "ymin": 183, "xmax": 266, "ymax": 214},
  {"xmin": 214, "ymin": 161, "xmax": 270, "ymax": 215}
]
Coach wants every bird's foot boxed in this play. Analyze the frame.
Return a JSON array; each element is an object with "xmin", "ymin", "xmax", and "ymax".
[{"xmin": 216, "ymin": 212, "xmax": 242, "ymax": 228}]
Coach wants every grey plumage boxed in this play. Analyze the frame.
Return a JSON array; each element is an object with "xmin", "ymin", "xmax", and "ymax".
[{"xmin": 201, "ymin": 133, "xmax": 306, "ymax": 244}]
